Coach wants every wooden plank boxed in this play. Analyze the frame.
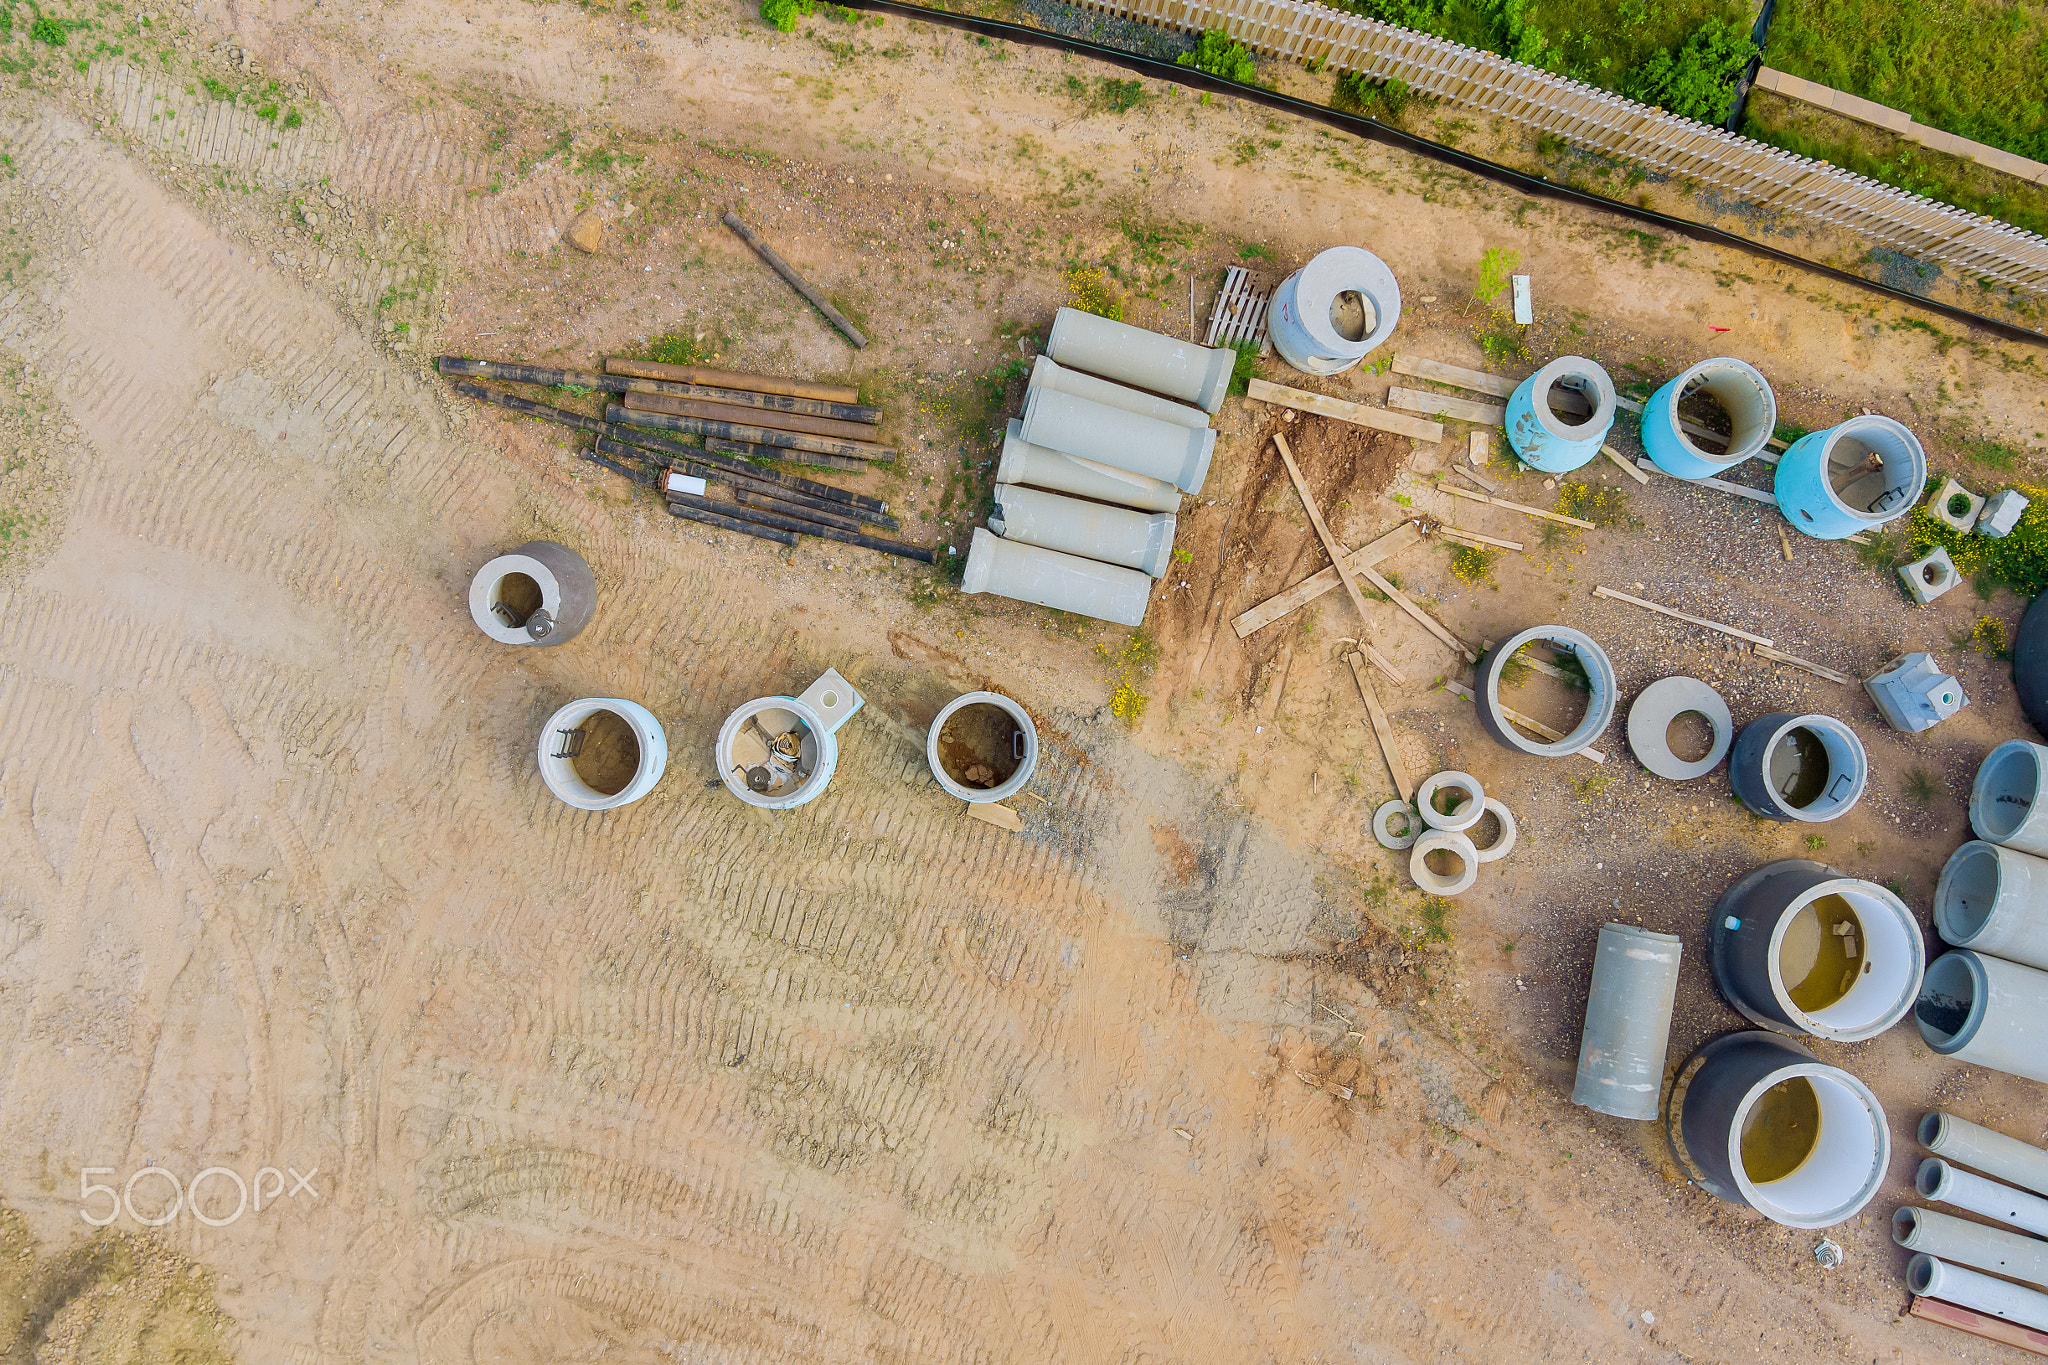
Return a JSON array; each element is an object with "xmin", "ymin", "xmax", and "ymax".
[
  {"xmin": 1231, "ymin": 523, "xmax": 1422, "ymax": 638},
  {"xmin": 1440, "ymin": 482, "xmax": 1595, "ymax": 529},
  {"xmin": 1273, "ymin": 432, "xmax": 1383, "ymax": 639},
  {"xmin": 1247, "ymin": 378, "xmax": 1444, "ymax": 442},
  {"xmin": 1444, "ymin": 681, "xmax": 1606, "ymax": 763},
  {"xmin": 1357, "ymin": 563, "xmax": 1479, "ymax": 663},
  {"xmin": 1432, "ymin": 524, "xmax": 1523, "ymax": 551},
  {"xmin": 1388, "ymin": 385, "xmax": 1506, "ymax": 425},
  {"xmin": 1754, "ymin": 644, "xmax": 1857, "ymax": 685},
  {"xmin": 1909, "ymin": 1295, "xmax": 2048, "ymax": 1359},
  {"xmin": 1343, "ymin": 648, "xmax": 1413, "ymax": 802},
  {"xmin": 1592, "ymin": 585, "xmax": 1775, "ymax": 647},
  {"xmin": 1601, "ymin": 443, "xmax": 1650, "ymax": 483},
  {"xmin": 1634, "ymin": 457, "xmax": 1779, "ymax": 504},
  {"xmin": 1393, "ymin": 353, "xmax": 1515, "ymax": 398},
  {"xmin": 1452, "ymin": 463, "xmax": 1501, "ymax": 494},
  {"xmin": 966, "ymin": 802, "xmax": 1025, "ymax": 831}
]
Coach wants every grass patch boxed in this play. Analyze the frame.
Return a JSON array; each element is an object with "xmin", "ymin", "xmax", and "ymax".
[
  {"xmin": 1448, "ymin": 543, "xmax": 1497, "ymax": 583},
  {"xmin": 638, "ymin": 332, "xmax": 709, "ymax": 367},
  {"xmin": 1557, "ymin": 480, "xmax": 1639, "ymax": 528},
  {"xmin": 1226, "ymin": 338, "xmax": 1259, "ymax": 396},
  {"xmin": 1904, "ymin": 766, "xmax": 1939, "ymax": 806}
]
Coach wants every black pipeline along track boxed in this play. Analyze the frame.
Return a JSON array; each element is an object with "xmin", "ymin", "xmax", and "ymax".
[{"xmin": 841, "ymin": 0, "xmax": 2048, "ymax": 348}]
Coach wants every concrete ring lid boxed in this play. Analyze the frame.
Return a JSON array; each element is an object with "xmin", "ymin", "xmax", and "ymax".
[
  {"xmin": 1371, "ymin": 799, "xmax": 1421, "ymax": 849},
  {"xmin": 1627, "ymin": 676, "xmax": 1733, "ymax": 781}
]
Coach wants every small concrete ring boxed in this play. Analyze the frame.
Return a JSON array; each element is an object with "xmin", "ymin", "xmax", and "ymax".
[
  {"xmin": 1417, "ymin": 771, "xmax": 1486, "ymax": 832},
  {"xmin": 1411, "ymin": 829, "xmax": 1480, "ymax": 896},
  {"xmin": 1469, "ymin": 798, "xmax": 1518, "ymax": 863},
  {"xmin": 1626, "ymin": 676, "xmax": 1733, "ymax": 781},
  {"xmin": 1372, "ymin": 800, "xmax": 1421, "ymax": 849}
]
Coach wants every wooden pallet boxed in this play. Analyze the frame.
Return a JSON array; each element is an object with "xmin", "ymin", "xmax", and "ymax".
[{"xmin": 1204, "ymin": 266, "xmax": 1272, "ymax": 355}]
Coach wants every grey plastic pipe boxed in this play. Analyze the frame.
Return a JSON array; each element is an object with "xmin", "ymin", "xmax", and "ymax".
[
  {"xmin": 1917, "ymin": 949, "xmax": 2048, "ymax": 1082},
  {"xmin": 1918, "ymin": 1159, "xmax": 2048, "ymax": 1238},
  {"xmin": 1909, "ymin": 1254, "xmax": 2048, "ymax": 1331},
  {"xmin": 1921, "ymin": 1111, "xmax": 2048, "ymax": 1198},
  {"xmin": 1020, "ymin": 387, "xmax": 1216, "ymax": 495},
  {"xmin": 990, "ymin": 484, "xmax": 1178, "ymax": 578},
  {"xmin": 1045, "ymin": 306, "xmax": 1236, "ymax": 414},
  {"xmin": 960, "ymin": 527, "xmax": 1152, "ymax": 627},
  {"xmin": 1971, "ymin": 740, "xmax": 2048, "ymax": 856},
  {"xmin": 1935, "ymin": 841, "xmax": 2048, "ymax": 969},
  {"xmin": 1896, "ymin": 1206, "xmax": 2048, "ymax": 1289},
  {"xmin": 1572, "ymin": 924, "xmax": 1682, "ymax": 1120},
  {"xmin": 1641, "ymin": 357, "xmax": 1777, "ymax": 480},
  {"xmin": 1029, "ymin": 356, "xmax": 1209, "ymax": 428},
  {"xmin": 996, "ymin": 420, "xmax": 1181, "ymax": 513}
]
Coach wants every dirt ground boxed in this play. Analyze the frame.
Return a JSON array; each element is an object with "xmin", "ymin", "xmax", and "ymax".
[{"xmin": 1, "ymin": 0, "xmax": 2047, "ymax": 1360}]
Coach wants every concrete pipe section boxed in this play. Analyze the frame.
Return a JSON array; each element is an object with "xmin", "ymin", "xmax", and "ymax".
[
  {"xmin": 1918, "ymin": 1158, "xmax": 2048, "ymax": 1238},
  {"xmin": 1897, "ymin": 1207, "xmax": 2048, "ymax": 1290},
  {"xmin": 1371, "ymin": 800, "xmax": 1421, "ymax": 849},
  {"xmin": 1019, "ymin": 387, "xmax": 1215, "ymax": 495},
  {"xmin": 1729, "ymin": 712, "xmax": 1867, "ymax": 823},
  {"xmin": 1044, "ymin": 306, "xmax": 1235, "ymax": 414},
  {"xmin": 989, "ymin": 484, "xmax": 1177, "ymax": 578},
  {"xmin": 1572, "ymin": 924, "xmax": 1682, "ymax": 1121},
  {"xmin": 927, "ymin": 691, "xmax": 1038, "ymax": 804},
  {"xmin": 1668, "ymin": 1030, "xmax": 1888, "ymax": 1229},
  {"xmin": 1934, "ymin": 841, "xmax": 2048, "ymax": 970},
  {"xmin": 1268, "ymin": 246, "xmax": 1402, "ymax": 375},
  {"xmin": 1916, "ymin": 949, "xmax": 2048, "ymax": 1083},
  {"xmin": 1468, "ymin": 799, "xmax": 1517, "ymax": 863},
  {"xmin": 1505, "ymin": 356, "xmax": 1617, "ymax": 474},
  {"xmin": 1475, "ymin": 626, "xmax": 1617, "ymax": 759},
  {"xmin": 997, "ymin": 419, "xmax": 1182, "ymax": 514},
  {"xmin": 961, "ymin": 528, "xmax": 1153, "ymax": 627},
  {"xmin": 1708, "ymin": 859, "xmax": 1923, "ymax": 1042},
  {"xmin": 537, "ymin": 697, "xmax": 668, "ymax": 811},
  {"xmin": 1641, "ymin": 358, "xmax": 1777, "ymax": 480},
  {"xmin": 1774, "ymin": 415, "xmax": 1927, "ymax": 541},
  {"xmin": 469, "ymin": 540, "xmax": 596, "ymax": 646},
  {"xmin": 1921, "ymin": 1111, "xmax": 2048, "ymax": 1198},
  {"xmin": 1908, "ymin": 1254, "xmax": 2048, "ymax": 1332},
  {"xmin": 1028, "ymin": 356, "xmax": 1209, "ymax": 429},
  {"xmin": 1416, "ymin": 770, "xmax": 1486, "ymax": 832},
  {"xmin": 716, "ymin": 669, "xmax": 864, "ymax": 812},
  {"xmin": 1410, "ymin": 828, "xmax": 1478, "ymax": 896},
  {"xmin": 1970, "ymin": 740, "xmax": 2048, "ymax": 856},
  {"xmin": 1626, "ymin": 676, "xmax": 1732, "ymax": 780}
]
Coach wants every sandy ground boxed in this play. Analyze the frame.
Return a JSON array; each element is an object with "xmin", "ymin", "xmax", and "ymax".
[{"xmin": 0, "ymin": 0, "xmax": 2046, "ymax": 1360}]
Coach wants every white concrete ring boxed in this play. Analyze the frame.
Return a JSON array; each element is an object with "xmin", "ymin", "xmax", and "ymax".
[
  {"xmin": 1411, "ymin": 829, "xmax": 1479, "ymax": 896},
  {"xmin": 1626, "ymin": 675, "xmax": 1733, "ymax": 781},
  {"xmin": 1468, "ymin": 798, "xmax": 1518, "ymax": 863},
  {"xmin": 1416, "ymin": 771, "xmax": 1486, "ymax": 832},
  {"xmin": 1372, "ymin": 800, "xmax": 1421, "ymax": 849}
]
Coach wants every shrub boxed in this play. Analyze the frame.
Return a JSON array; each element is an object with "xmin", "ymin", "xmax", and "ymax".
[
  {"xmin": 1176, "ymin": 29, "xmax": 1256, "ymax": 84},
  {"xmin": 760, "ymin": 0, "xmax": 814, "ymax": 31},
  {"xmin": 1336, "ymin": 71, "xmax": 1413, "ymax": 119},
  {"xmin": 1623, "ymin": 19, "xmax": 1756, "ymax": 125},
  {"xmin": 31, "ymin": 16, "xmax": 65, "ymax": 45},
  {"xmin": 1449, "ymin": 544, "xmax": 1497, "ymax": 583},
  {"xmin": 1065, "ymin": 267, "xmax": 1123, "ymax": 321},
  {"xmin": 1908, "ymin": 482, "xmax": 2048, "ymax": 597}
]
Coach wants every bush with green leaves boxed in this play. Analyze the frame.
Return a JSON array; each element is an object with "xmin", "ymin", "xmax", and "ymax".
[
  {"xmin": 1176, "ymin": 29, "xmax": 1257, "ymax": 84},
  {"xmin": 1336, "ymin": 72, "xmax": 1414, "ymax": 119},
  {"xmin": 1909, "ymin": 482, "xmax": 2048, "ymax": 598},
  {"xmin": 30, "ymin": 15, "xmax": 66, "ymax": 45},
  {"xmin": 761, "ymin": 0, "xmax": 815, "ymax": 32},
  {"xmin": 1623, "ymin": 18, "xmax": 1756, "ymax": 124}
]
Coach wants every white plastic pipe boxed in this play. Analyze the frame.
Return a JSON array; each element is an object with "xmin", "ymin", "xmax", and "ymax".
[
  {"xmin": 1045, "ymin": 306, "xmax": 1235, "ymax": 414},
  {"xmin": 990, "ymin": 484, "xmax": 1177, "ymax": 577},
  {"xmin": 1268, "ymin": 246, "xmax": 1401, "ymax": 375},
  {"xmin": 1895, "ymin": 1206, "xmax": 2048, "ymax": 1289},
  {"xmin": 960, "ymin": 527, "xmax": 1152, "ymax": 626},
  {"xmin": 1020, "ymin": 387, "xmax": 1215, "ymax": 494},
  {"xmin": 1922, "ymin": 1111, "xmax": 2048, "ymax": 1199},
  {"xmin": 1972, "ymin": 740, "xmax": 2048, "ymax": 856},
  {"xmin": 996, "ymin": 420, "xmax": 1181, "ymax": 513},
  {"xmin": 1909, "ymin": 1254, "xmax": 2048, "ymax": 1331},
  {"xmin": 1935, "ymin": 841, "xmax": 2048, "ymax": 969},
  {"xmin": 1029, "ymin": 356, "xmax": 1209, "ymax": 428},
  {"xmin": 1919, "ymin": 1158, "xmax": 2048, "ymax": 1238},
  {"xmin": 1917, "ymin": 950, "xmax": 2048, "ymax": 1083}
]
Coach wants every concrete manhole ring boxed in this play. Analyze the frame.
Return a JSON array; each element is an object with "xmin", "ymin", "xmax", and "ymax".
[
  {"xmin": 1627, "ymin": 675, "xmax": 1733, "ymax": 781},
  {"xmin": 1371, "ymin": 799, "xmax": 1421, "ymax": 849}
]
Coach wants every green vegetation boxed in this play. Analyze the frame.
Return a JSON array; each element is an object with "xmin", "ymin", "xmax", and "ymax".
[
  {"xmin": 1764, "ymin": 0, "xmax": 2046, "ymax": 162},
  {"xmin": 1620, "ymin": 16, "xmax": 1754, "ymax": 122},
  {"xmin": 30, "ymin": 16, "xmax": 65, "ymax": 45},
  {"xmin": 1336, "ymin": 71, "xmax": 1415, "ymax": 119},
  {"xmin": 639, "ymin": 332, "xmax": 708, "ymax": 366},
  {"xmin": 1908, "ymin": 482, "xmax": 2048, "ymax": 596},
  {"xmin": 761, "ymin": 0, "xmax": 814, "ymax": 31},
  {"xmin": 1225, "ymin": 338, "xmax": 1259, "ymax": 396},
  {"xmin": 1066, "ymin": 266, "xmax": 1123, "ymax": 321},
  {"xmin": 1099, "ymin": 630, "xmax": 1161, "ymax": 724},
  {"xmin": 1448, "ymin": 543, "xmax": 1497, "ymax": 583},
  {"xmin": 1558, "ymin": 480, "xmax": 1639, "ymax": 529},
  {"xmin": 1474, "ymin": 246, "xmax": 1520, "ymax": 304},
  {"xmin": 1904, "ymin": 766, "xmax": 1939, "ymax": 806},
  {"xmin": 1176, "ymin": 28, "xmax": 1257, "ymax": 83}
]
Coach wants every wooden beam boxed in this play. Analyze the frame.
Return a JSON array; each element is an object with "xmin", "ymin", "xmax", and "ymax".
[
  {"xmin": 1754, "ymin": 644, "xmax": 1857, "ymax": 685},
  {"xmin": 1343, "ymin": 649, "xmax": 1413, "ymax": 802},
  {"xmin": 1273, "ymin": 432, "xmax": 1383, "ymax": 639},
  {"xmin": 1452, "ymin": 462, "xmax": 1502, "ymax": 494},
  {"xmin": 1592, "ymin": 585, "xmax": 1775, "ymax": 647},
  {"xmin": 1388, "ymin": 386, "xmax": 1506, "ymax": 426},
  {"xmin": 1393, "ymin": 353, "xmax": 1516, "ymax": 398},
  {"xmin": 1601, "ymin": 444, "xmax": 1650, "ymax": 483},
  {"xmin": 1440, "ymin": 482, "xmax": 1594, "ymax": 529},
  {"xmin": 1432, "ymin": 524, "xmax": 1523, "ymax": 552},
  {"xmin": 1247, "ymin": 378, "xmax": 1444, "ymax": 442},
  {"xmin": 1635, "ymin": 458, "xmax": 1776, "ymax": 505},
  {"xmin": 1231, "ymin": 523, "xmax": 1421, "ymax": 638},
  {"xmin": 1909, "ymin": 1295, "xmax": 2048, "ymax": 1359},
  {"xmin": 1444, "ymin": 681, "xmax": 1606, "ymax": 763},
  {"xmin": 1357, "ymin": 564, "xmax": 1479, "ymax": 663}
]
